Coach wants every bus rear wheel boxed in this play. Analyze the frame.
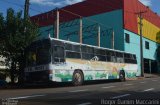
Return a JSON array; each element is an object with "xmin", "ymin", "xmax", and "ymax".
[
  {"xmin": 119, "ymin": 71, "xmax": 126, "ymax": 82},
  {"xmin": 72, "ymin": 70, "xmax": 84, "ymax": 86}
]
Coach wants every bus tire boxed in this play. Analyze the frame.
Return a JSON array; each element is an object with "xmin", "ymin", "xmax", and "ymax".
[
  {"xmin": 72, "ymin": 70, "xmax": 84, "ymax": 86},
  {"xmin": 119, "ymin": 70, "xmax": 126, "ymax": 82}
]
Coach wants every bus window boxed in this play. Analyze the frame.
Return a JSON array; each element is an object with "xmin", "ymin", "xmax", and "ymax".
[
  {"xmin": 117, "ymin": 57, "xmax": 124, "ymax": 63},
  {"xmin": 81, "ymin": 45, "xmax": 87, "ymax": 52},
  {"xmin": 72, "ymin": 45, "xmax": 80, "ymax": 52},
  {"xmin": 94, "ymin": 48, "xmax": 105, "ymax": 55},
  {"xmin": 124, "ymin": 53, "xmax": 137, "ymax": 64},
  {"xmin": 81, "ymin": 46, "xmax": 94, "ymax": 54},
  {"xmin": 106, "ymin": 56, "xmax": 111, "ymax": 62},
  {"xmin": 66, "ymin": 51, "xmax": 81, "ymax": 59},
  {"xmin": 110, "ymin": 51, "xmax": 116, "ymax": 62},
  {"xmin": 97, "ymin": 55, "xmax": 106, "ymax": 61},
  {"xmin": 65, "ymin": 43, "xmax": 72, "ymax": 51},
  {"xmin": 65, "ymin": 43, "xmax": 80, "ymax": 52},
  {"xmin": 124, "ymin": 53, "xmax": 130, "ymax": 58},
  {"xmin": 116, "ymin": 52, "xmax": 123, "ymax": 57},
  {"xmin": 116, "ymin": 52, "xmax": 124, "ymax": 63},
  {"xmin": 26, "ymin": 39, "xmax": 51, "ymax": 66},
  {"xmin": 132, "ymin": 54, "xmax": 137, "ymax": 64},
  {"xmin": 111, "ymin": 56, "xmax": 116, "ymax": 62},
  {"xmin": 81, "ymin": 45, "xmax": 94, "ymax": 60},
  {"xmin": 53, "ymin": 40, "xmax": 64, "ymax": 46},
  {"xmin": 82, "ymin": 53, "xmax": 94, "ymax": 60},
  {"xmin": 133, "ymin": 55, "xmax": 136, "ymax": 60},
  {"xmin": 94, "ymin": 48, "xmax": 106, "ymax": 61},
  {"xmin": 36, "ymin": 47, "xmax": 51, "ymax": 65},
  {"xmin": 53, "ymin": 46, "xmax": 65, "ymax": 63}
]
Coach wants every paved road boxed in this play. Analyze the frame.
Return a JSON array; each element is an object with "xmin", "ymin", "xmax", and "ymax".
[{"xmin": 0, "ymin": 77, "xmax": 160, "ymax": 105}]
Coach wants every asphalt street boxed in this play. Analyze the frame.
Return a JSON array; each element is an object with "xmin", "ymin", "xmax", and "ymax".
[{"xmin": 0, "ymin": 77, "xmax": 160, "ymax": 105}]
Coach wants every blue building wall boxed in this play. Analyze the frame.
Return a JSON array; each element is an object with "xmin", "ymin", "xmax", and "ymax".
[
  {"xmin": 82, "ymin": 9, "xmax": 124, "ymax": 50},
  {"xmin": 38, "ymin": 9, "xmax": 124, "ymax": 50},
  {"xmin": 124, "ymin": 29, "xmax": 158, "ymax": 76}
]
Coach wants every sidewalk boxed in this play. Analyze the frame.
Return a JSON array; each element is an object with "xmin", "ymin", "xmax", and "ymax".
[
  {"xmin": 132, "ymin": 73, "xmax": 160, "ymax": 80},
  {"xmin": 144, "ymin": 73, "xmax": 160, "ymax": 78}
]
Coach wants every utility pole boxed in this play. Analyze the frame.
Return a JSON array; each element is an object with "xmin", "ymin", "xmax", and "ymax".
[
  {"xmin": 97, "ymin": 25, "xmax": 101, "ymax": 47},
  {"xmin": 136, "ymin": 11, "xmax": 147, "ymax": 77},
  {"xmin": 112, "ymin": 30, "xmax": 115, "ymax": 49},
  {"xmin": 24, "ymin": 0, "xmax": 30, "ymax": 20},
  {"xmin": 54, "ymin": 8, "xmax": 60, "ymax": 39},
  {"xmin": 79, "ymin": 17, "xmax": 83, "ymax": 44}
]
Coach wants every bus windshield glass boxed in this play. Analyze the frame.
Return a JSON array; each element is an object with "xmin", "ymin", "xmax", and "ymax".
[{"xmin": 26, "ymin": 39, "xmax": 51, "ymax": 66}]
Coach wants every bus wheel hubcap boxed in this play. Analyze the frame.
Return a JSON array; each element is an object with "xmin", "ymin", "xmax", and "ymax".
[{"xmin": 75, "ymin": 73, "xmax": 81, "ymax": 83}]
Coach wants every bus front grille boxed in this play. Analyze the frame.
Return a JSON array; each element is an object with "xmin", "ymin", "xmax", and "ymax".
[{"xmin": 25, "ymin": 71, "xmax": 49, "ymax": 83}]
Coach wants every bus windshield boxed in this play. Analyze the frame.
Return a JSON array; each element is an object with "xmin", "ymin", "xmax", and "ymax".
[
  {"xmin": 36, "ymin": 47, "xmax": 51, "ymax": 65},
  {"xmin": 26, "ymin": 39, "xmax": 51, "ymax": 66}
]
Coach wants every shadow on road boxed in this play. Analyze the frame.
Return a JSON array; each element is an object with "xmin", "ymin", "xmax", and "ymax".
[{"xmin": 1, "ymin": 79, "xmax": 120, "ymax": 90}]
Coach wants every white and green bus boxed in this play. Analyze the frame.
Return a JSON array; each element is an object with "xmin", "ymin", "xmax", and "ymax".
[{"xmin": 24, "ymin": 38, "xmax": 138, "ymax": 86}]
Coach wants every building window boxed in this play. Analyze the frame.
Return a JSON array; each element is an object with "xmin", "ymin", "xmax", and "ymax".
[
  {"xmin": 125, "ymin": 33, "xmax": 130, "ymax": 43},
  {"xmin": 145, "ymin": 41, "xmax": 149, "ymax": 49}
]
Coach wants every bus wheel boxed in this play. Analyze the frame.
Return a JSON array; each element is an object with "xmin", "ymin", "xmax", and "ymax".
[
  {"xmin": 119, "ymin": 71, "xmax": 126, "ymax": 82},
  {"xmin": 72, "ymin": 70, "xmax": 84, "ymax": 86}
]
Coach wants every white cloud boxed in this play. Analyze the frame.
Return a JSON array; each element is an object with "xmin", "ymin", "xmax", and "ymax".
[
  {"xmin": 30, "ymin": 0, "xmax": 85, "ymax": 7},
  {"xmin": 139, "ymin": 0, "xmax": 152, "ymax": 6}
]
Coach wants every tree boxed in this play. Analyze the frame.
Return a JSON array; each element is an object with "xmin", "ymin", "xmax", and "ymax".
[{"xmin": 0, "ymin": 8, "xmax": 38, "ymax": 84}]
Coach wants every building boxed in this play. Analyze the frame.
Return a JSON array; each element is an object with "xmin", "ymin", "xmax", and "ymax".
[{"xmin": 31, "ymin": 0, "xmax": 160, "ymax": 76}]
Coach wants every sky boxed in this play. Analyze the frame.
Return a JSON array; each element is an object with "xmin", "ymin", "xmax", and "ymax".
[{"xmin": 0, "ymin": 0, "xmax": 160, "ymax": 17}]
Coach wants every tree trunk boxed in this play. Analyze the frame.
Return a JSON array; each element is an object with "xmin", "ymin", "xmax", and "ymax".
[
  {"xmin": 18, "ymin": 53, "xmax": 25, "ymax": 85},
  {"xmin": 10, "ymin": 61, "xmax": 15, "ymax": 84}
]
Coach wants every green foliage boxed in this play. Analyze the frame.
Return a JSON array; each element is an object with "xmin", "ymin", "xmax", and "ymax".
[{"xmin": 0, "ymin": 8, "xmax": 38, "ymax": 83}]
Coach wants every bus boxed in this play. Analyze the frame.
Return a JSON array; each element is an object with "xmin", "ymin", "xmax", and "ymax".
[{"xmin": 24, "ymin": 38, "xmax": 138, "ymax": 86}]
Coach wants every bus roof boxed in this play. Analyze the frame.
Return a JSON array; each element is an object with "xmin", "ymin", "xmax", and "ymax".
[{"xmin": 50, "ymin": 38, "xmax": 136, "ymax": 55}]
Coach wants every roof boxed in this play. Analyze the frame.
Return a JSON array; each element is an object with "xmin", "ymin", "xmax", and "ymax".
[
  {"xmin": 31, "ymin": 0, "xmax": 123, "ymax": 27},
  {"xmin": 31, "ymin": 0, "xmax": 160, "ymax": 34}
]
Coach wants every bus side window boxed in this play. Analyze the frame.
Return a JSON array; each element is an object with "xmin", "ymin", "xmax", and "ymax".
[
  {"xmin": 116, "ymin": 52, "xmax": 124, "ymax": 63},
  {"xmin": 81, "ymin": 46, "xmax": 94, "ymax": 60},
  {"xmin": 110, "ymin": 51, "xmax": 116, "ymax": 62},
  {"xmin": 124, "ymin": 53, "xmax": 135, "ymax": 64},
  {"xmin": 94, "ymin": 48, "xmax": 106, "ymax": 61},
  {"xmin": 53, "ymin": 46, "xmax": 65, "ymax": 63},
  {"xmin": 132, "ymin": 54, "xmax": 137, "ymax": 64},
  {"xmin": 106, "ymin": 50, "xmax": 111, "ymax": 62},
  {"xmin": 124, "ymin": 53, "xmax": 129, "ymax": 63}
]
